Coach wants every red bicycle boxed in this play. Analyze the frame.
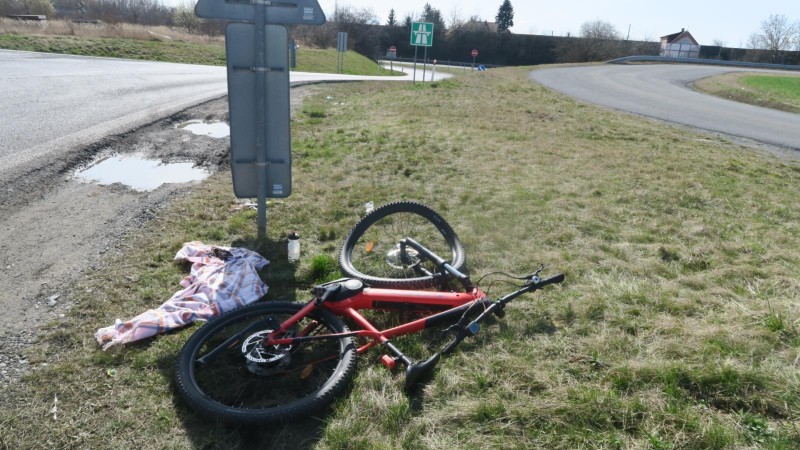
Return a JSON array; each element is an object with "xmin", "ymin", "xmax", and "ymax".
[{"xmin": 175, "ymin": 202, "xmax": 564, "ymax": 424}]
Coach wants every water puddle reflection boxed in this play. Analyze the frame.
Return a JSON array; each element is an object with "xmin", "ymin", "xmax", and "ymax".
[
  {"xmin": 76, "ymin": 155, "xmax": 210, "ymax": 191},
  {"xmin": 177, "ymin": 120, "xmax": 230, "ymax": 138}
]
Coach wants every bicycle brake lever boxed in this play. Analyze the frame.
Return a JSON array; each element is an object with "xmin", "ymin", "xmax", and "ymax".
[{"xmin": 524, "ymin": 265, "xmax": 546, "ymax": 285}]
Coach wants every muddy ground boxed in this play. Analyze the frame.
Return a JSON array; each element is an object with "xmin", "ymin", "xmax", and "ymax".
[{"xmin": 0, "ymin": 87, "xmax": 315, "ymax": 388}]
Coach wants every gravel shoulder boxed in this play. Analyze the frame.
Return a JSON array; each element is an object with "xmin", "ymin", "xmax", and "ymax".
[{"xmin": 0, "ymin": 88, "xmax": 313, "ymax": 387}]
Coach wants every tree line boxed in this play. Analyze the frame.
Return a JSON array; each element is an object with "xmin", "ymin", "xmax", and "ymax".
[{"xmin": 3, "ymin": 0, "xmax": 798, "ymax": 66}]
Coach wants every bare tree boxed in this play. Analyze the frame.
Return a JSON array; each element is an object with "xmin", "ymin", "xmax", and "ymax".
[
  {"xmin": 748, "ymin": 14, "xmax": 799, "ymax": 63},
  {"xmin": 558, "ymin": 20, "xmax": 624, "ymax": 62},
  {"xmin": 448, "ymin": 6, "xmax": 465, "ymax": 31},
  {"xmin": 172, "ymin": 1, "xmax": 202, "ymax": 34},
  {"xmin": 332, "ymin": 4, "xmax": 378, "ymax": 26},
  {"xmin": 2, "ymin": 0, "xmax": 55, "ymax": 16},
  {"xmin": 580, "ymin": 19, "xmax": 620, "ymax": 40}
]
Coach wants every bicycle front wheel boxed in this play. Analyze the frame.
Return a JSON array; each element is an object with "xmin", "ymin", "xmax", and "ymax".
[
  {"xmin": 339, "ymin": 201, "xmax": 466, "ymax": 289},
  {"xmin": 175, "ymin": 302, "xmax": 357, "ymax": 425}
]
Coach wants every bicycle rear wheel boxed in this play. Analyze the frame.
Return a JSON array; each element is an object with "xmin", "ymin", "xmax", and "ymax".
[
  {"xmin": 175, "ymin": 302, "xmax": 356, "ymax": 425},
  {"xmin": 339, "ymin": 201, "xmax": 465, "ymax": 289}
]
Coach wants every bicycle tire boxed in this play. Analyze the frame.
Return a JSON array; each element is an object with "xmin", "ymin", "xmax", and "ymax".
[
  {"xmin": 175, "ymin": 302, "xmax": 357, "ymax": 425},
  {"xmin": 339, "ymin": 201, "xmax": 466, "ymax": 289}
]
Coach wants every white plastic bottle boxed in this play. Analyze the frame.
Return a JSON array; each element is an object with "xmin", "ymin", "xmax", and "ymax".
[{"xmin": 287, "ymin": 231, "xmax": 300, "ymax": 262}]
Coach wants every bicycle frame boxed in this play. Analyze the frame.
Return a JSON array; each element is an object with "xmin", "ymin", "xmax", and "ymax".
[{"xmin": 263, "ymin": 286, "xmax": 489, "ymax": 355}]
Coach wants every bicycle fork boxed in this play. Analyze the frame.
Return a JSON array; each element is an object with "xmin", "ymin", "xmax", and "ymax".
[{"xmin": 377, "ymin": 298, "xmax": 498, "ymax": 391}]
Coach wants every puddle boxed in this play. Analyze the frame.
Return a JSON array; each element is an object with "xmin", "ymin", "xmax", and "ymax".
[
  {"xmin": 76, "ymin": 155, "xmax": 210, "ymax": 191},
  {"xmin": 177, "ymin": 120, "xmax": 230, "ymax": 138}
]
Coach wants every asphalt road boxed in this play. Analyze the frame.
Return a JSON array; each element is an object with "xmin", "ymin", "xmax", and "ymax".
[
  {"xmin": 0, "ymin": 50, "xmax": 442, "ymax": 176},
  {"xmin": 529, "ymin": 64, "xmax": 800, "ymax": 151},
  {"xmin": 0, "ymin": 50, "xmax": 229, "ymax": 172}
]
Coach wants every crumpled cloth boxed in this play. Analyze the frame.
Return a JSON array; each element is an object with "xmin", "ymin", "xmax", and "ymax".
[{"xmin": 95, "ymin": 241, "xmax": 269, "ymax": 349}]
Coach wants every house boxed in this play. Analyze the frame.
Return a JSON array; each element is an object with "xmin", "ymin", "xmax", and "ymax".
[{"xmin": 660, "ymin": 29, "xmax": 700, "ymax": 58}]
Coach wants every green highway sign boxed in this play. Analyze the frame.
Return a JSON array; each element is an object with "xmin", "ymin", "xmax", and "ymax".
[{"xmin": 410, "ymin": 21, "xmax": 434, "ymax": 47}]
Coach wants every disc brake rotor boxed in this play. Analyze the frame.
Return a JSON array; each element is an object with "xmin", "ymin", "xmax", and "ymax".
[
  {"xmin": 242, "ymin": 330, "xmax": 293, "ymax": 375},
  {"xmin": 385, "ymin": 245, "xmax": 420, "ymax": 269}
]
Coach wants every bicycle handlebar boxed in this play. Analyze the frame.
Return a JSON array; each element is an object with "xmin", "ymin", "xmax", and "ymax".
[
  {"xmin": 401, "ymin": 238, "xmax": 475, "ymax": 291},
  {"xmin": 440, "ymin": 271, "xmax": 564, "ymax": 355}
]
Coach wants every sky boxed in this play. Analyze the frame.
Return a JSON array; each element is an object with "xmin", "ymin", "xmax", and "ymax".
[{"xmin": 311, "ymin": 0, "xmax": 800, "ymax": 47}]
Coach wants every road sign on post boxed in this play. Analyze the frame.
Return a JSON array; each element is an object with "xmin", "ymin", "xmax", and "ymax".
[
  {"xmin": 337, "ymin": 32, "xmax": 347, "ymax": 73},
  {"xmin": 410, "ymin": 22, "xmax": 434, "ymax": 84},
  {"xmin": 471, "ymin": 48, "xmax": 478, "ymax": 70},
  {"xmin": 387, "ymin": 45, "xmax": 397, "ymax": 71},
  {"xmin": 410, "ymin": 22, "xmax": 434, "ymax": 47},
  {"xmin": 195, "ymin": 0, "xmax": 326, "ymax": 238}
]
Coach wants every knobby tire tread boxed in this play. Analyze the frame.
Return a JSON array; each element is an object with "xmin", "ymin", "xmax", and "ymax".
[
  {"xmin": 338, "ymin": 201, "xmax": 465, "ymax": 289},
  {"xmin": 174, "ymin": 301, "xmax": 357, "ymax": 425}
]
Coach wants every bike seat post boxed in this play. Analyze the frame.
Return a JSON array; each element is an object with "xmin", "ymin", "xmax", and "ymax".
[{"xmin": 383, "ymin": 342, "xmax": 412, "ymax": 367}]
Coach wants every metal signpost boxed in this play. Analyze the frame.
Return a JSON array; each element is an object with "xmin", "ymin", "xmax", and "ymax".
[
  {"xmin": 410, "ymin": 21, "xmax": 433, "ymax": 83},
  {"xmin": 471, "ymin": 48, "xmax": 478, "ymax": 70},
  {"xmin": 387, "ymin": 45, "xmax": 397, "ymax": 72},
  {"xmin": 194, "ymin": 0, "xmax": 325, "ymax": 238},
  {"xmin": 337, "ymin": 32, "xmax": 347, "ymax": 73}
]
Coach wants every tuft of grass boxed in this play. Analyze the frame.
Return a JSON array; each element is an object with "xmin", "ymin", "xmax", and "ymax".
[{"xmin": 306, "ymin": 254, "xmax": 339, "ymax": 284}]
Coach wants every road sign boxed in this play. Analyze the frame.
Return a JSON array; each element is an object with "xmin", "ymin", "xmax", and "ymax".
[
  {"xmin": 194, "ymin": 0, "xmax": 326, "ymax": 237},
  {"xmin": 195, "ymin": 0, "xmax": 325, "ymax": 23},
  {"xmin": 226, "ymin": 23, "xmax": 291, "ymax": 198},
  {"xmin": 389, "ymin": 45, "xmax": 397, "ymax": 52},
  {"xmin": 410, "ymin": 22, "xmax": 434, "ymax": 47},
  {"xmin": 471, "ymin": 49, "xmax": 478, "ymax": 57}
]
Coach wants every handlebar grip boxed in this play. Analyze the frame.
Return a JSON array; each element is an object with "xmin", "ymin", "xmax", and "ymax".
[{"xmin": 540, "ymin": 273, "xmax": 565, "ymax": 286}]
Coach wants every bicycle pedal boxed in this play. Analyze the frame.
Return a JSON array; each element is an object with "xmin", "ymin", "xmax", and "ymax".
[{"xmin": 380, "ymin": 354, "xmax": 397, "ymax": 370}]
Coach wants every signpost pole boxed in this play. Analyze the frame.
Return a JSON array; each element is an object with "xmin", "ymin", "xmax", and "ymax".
[
  {"xmin": 422, "ymin": 46, "xmax": 428, "ymax": 83},
  {"xmin": 412, "ymin": 45, "xmax": 418, "ymax": 84},
  {"xmin": 254, "ymin": 0, "xmax": 268, "ymax": 238}
]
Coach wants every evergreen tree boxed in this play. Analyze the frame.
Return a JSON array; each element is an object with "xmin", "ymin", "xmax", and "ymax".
[
  {"xmin": 403, "ymin": 15, "xmax": 412, "ymax": 33},
  {"xmin": 387, "ymin": 8, "xmax": 397, "ymax": 26},
  {"xmin": 496, "ymin": 0, "xmax": 514, "ymax": 32}
]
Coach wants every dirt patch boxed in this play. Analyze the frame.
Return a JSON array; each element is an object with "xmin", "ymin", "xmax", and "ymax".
[{"xmin": 0, "ymin": 86, "xmax": 317, "ymax": 388}]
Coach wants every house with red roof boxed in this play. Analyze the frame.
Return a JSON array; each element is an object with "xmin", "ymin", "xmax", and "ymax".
[{"xmin": 660, "ymin": 29, "xmax": 700, "ymax": 58}]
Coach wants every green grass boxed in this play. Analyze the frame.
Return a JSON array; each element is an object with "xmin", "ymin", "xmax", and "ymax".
[
  {"xmin": 694, "ymin": 72, "xmax": 800, "ymax": 113},
  {"xmin": 0, "ymin": 33, "xmax": 227, "ymax": 65},
  {"xmin": 0, "ymin": 32, "xmax": 399, "ymax": 75},
  {"xmin": 297, "ymin": 47, "xmax": 400, "ymax": 76},
  {"xmin": 2, "ymin": 68, "xmax": 800, "ymax": 448}
]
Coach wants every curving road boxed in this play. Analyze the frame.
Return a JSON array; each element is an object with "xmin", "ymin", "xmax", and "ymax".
[
  {"xmin": 529, "ymin": 64, "xmax": 800, "ymax": 151},
  {"xmin": 0, "ymin": 49, "xmax": 444, "ymax": 176}
]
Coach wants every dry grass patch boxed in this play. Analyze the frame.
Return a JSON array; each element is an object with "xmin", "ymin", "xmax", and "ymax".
[{"xmin": 0, "ymin": 18, "xmax": 224, "ymax": 44}]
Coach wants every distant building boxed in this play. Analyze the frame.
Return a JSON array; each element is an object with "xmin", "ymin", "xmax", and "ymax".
[
  {"xmin": 660, "ymin": 29, "xmax": 700, "ymax": 58},
  {"xmin": 463, "ymin": 20, "xmax": 500, "ymax": 33}
]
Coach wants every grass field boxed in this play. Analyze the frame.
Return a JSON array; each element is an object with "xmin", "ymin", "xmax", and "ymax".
[
  {"xmin": 694, "ymin": 72, "xmax": 800, "ymax": 113},
  {"xmin": 1, "ymin": 68, "xmax": 800, "ymax": 449},
  {"xmin": 0, "ymin": 19, "xmax": 397, "ymax": 75}
]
